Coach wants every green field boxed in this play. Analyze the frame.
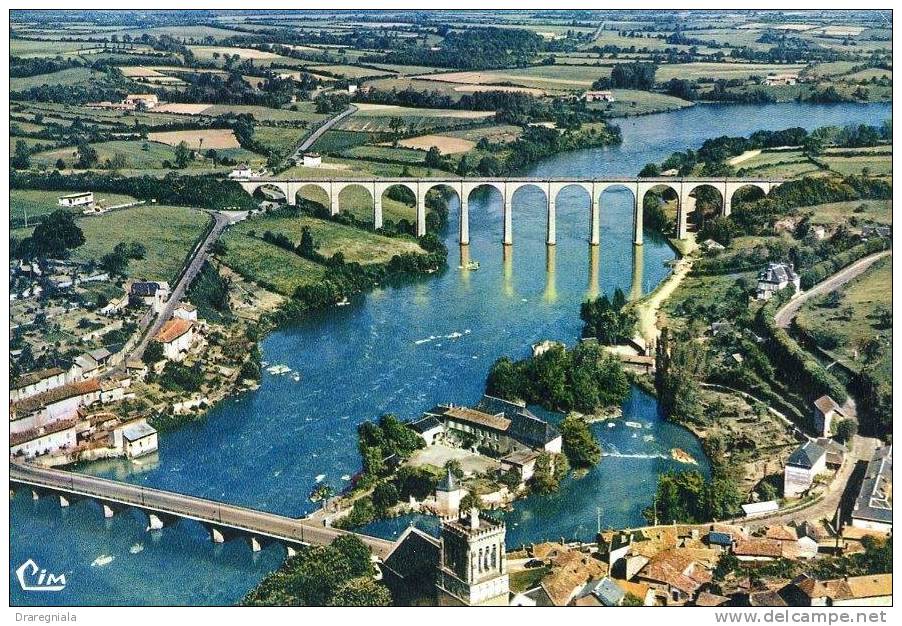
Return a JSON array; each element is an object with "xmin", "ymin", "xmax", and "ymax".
[
  {"xmin": 591, "ymin": 89, "xmax": 694, "ymax": 117},
  {"xmin": 10, "ymin": 189, "xmax": 139, "ymax": 226},
  {"xmin": 201, "ymin": 103, "xmax": 326, "ymax": 123},
  {"xmin": 656, "ymin": 62, "xmax": 808, "ymax": 81},
  {"xmin": 308, "ymin": 64, "xmax": 392, "ymax": 79},
  {"xmin": 31, "ymin": 140, "xmax": 262, "ymax": 171},
  {"xmin": 67, "ymin": 205, "xmax": 210, "ymax": 282},
  {"xmin": 806, "ymin": 200, "xmax": 893, "ymax": 227},
  {"xmin": 820, "ymin": 154, "xmax": 892, "ymax": 177},
  {"xmin": 796, "ymin": 256, "xmax": 892, "ymax": 384},
  {"xmin": 341, "ymin": 145, "xmax": 427, "ymax": 164},
  {"xmin": 253, "ymin": 126, "xmax": 311, "ymax": 156},
  {"xmin": 218, "ymin": 230, "xmax": 327, "ymax": 295},
  {"xmin": 11, "ymin": 67, "xmax": 104, "ymax": 91}
]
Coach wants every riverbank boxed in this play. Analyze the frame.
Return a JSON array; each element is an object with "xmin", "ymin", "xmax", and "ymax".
[{"xmin": 632, "ymin": 234, "xmax": 697, "ymax": 347}]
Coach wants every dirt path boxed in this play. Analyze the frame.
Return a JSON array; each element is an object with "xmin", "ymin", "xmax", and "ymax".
[
  {"xmin": 633, "ymin": 236, "xmax": 697, "ymax": 346},
  {"xmin": 774, "ymin": 250, "xmax": 891, "ymax": 328}
]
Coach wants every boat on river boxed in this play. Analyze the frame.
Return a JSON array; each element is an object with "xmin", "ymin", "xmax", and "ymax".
[{"xmin": 459, "ymin": 260, "xmax": 480, "ymax": 270}]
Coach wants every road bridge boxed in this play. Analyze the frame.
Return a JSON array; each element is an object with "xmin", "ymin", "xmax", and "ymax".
[
  {"xmin": 236, "ymin": 176, "xmax": 783, "ymax": 245},
  {"xmin": 10, "ymin": 462, "xmax": 395, "ymax": 560}
]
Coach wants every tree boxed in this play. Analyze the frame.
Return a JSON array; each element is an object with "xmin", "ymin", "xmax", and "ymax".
[
  {"xmin": 388, "ymin": 117, "xmax": 405, "ymax": 146},
  {"xmin": 531, "ymin": 452, "xmax": 568, "ymax": 494},
  {"xmin": 174, "ymin": 141, "xmax": 192, "ymax": 168},
  {"xmin": 424, "ymin": 146, "xmax": 443, "ymax": 168},
  {"xmin": 143, "ymin": 341, "xmax": 165, "ymax": 365},
  {"xmin": 834, "ymin": 418, "xmax": 858, "ymax": 443},
  {"xmin": 16, "ymin": 210, "xmax": 85, "ymax": 259},
  {"xmin": 328, "ymin": 577, "xmax": 391, "ymax": 607},
  {"xmin": 372, "ymin": 482, "xmax": 399, "ymax": 512},
  {"xmin": 76, "ymin": 142, "xmax": 98, "ymax": 169},
  {"xmin": 298, "ymin": 226, "xmax": 316, "ymax": 258},
  {"xmin": 12, "ymin": 140, "xmax": 31, "ymax": 169},
  {"xmin": 560, "ymin": 414, "xmax": 602, "ymax": 468}
]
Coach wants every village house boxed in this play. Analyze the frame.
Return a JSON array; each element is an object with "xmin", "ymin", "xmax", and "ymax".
[
  {"xmin": 10, "ymin": 379, "xmax": 102, "ymax": 435},
  {"xmin": 635, "ymin": 549, "xmax": 713, "ymax": 605},
  {"xmin": 812, "ymin": 395, "xmax": 844, "ymax": 437},
  {"xmin": 764, "ymin": 73, "xmax": 800, "ymax": 86},
  {"xmin": 538, "ymin": 547, "xmax": 609, "ymax": 606},
  {"xmin": 302, "ymin": 152, "xmax": 323, "ymax": 167},
  {"xmin": 10, "ymin": 419, "xmax": 78, "ymax": 460},
  {"xmin": 57, "ymin": 191, "xmax": 94, "ymax": 208},
  {"xmin": 732, "ymin": 538, "xmax": 784, "ymax": 562},
  {"xmin": 814, "ymin": 437, "xmax": 846, "ymax": 469},
  {"xmin": 574, "ymin": 577, "xmax": 625, "ymax": 606},
  {"xmin": 228, "ymin": 163, "xmax": 254, "ymax": 179},
  {"xmin": 756, "ymin": 262, "xmax": 801, "ymax": 300},
  {"xmin": 173, "ymin": 301, "xmax": 198, "ymax": 321},
  {"xmin": 757, "ymin": 573, "xmax": 891, "ymax": 607},
  {"xmin": 120, "ymin": 421, "xmax": 159, "ymax": 458},
  {"xmin": 155, "ymin": 318, "xmax": 196, "ymax": 361},
  {"xmin": 583, "ymin": 90, "xmax": 615, "ymax": 102},
  {"xmin": 129, "ymin": 281, "xmax": 170, "ymax": 312},
  {"xmin": 850, "ymin": 445, "xmax": 892, "ymax": 534},
  {"xmin": 100, "ymin": 293, "xmax": 129, "ymax": 316},
  {"xmin": 10, "ymin": 367, "xmax": 68, "ymax": 402},
  {"xmin": 408, "ymin": 414, "xmax": 443, "ymax": 446},
  {"xmin": 500, "ymin": 448, "xmax": 540, "ymax": 482},
  {"xmin": 783, "ymin": 440, "xmax": 827, "ymax": 498}
]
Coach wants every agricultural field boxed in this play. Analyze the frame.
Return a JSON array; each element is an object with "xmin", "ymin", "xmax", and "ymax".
[
  {"xmin": 418, "ymin": 65, "xmax": 613, "ymax": 91},
  {"xmin": 733, "ymin": 150, "xmax": 824, "ymax": 178},
  {"xmin": 805, "ymin": 200, "xmax": 892, "ymax": 228},
  {"xmin": 338, "ymin": 104, "xmax": 494, "ymax": 134},
  {"xmin": 819, "ymin": 153, "xmax": 892, "ymax": 178},
  {"xmin": 307, "ymin": 64, "xmax": 393, "ymax": 79},
  {"xmin": 10, "ymin": 67, "xmax": 104, "ymax": 91},
  {"xmin": 187, "ymin": 45, "xmax": 282, "ymax": 60},
  {"xmin": 396, "ymin": 135, "xmax": 476, "ymax": 154},
  {"xmin": 656, "ymin": 63, "xmax": 808, "ymax": 81},
  {"xmin": 341, "ymin": 145, "xmax": 428, "ymax": 164},
  {"xmin": 589, "ymin": 89, "xmax": 693, "ymax": 117},
  {"xmin": 148, "ymin": 129, "xmax": 241, "ymax": 150}
]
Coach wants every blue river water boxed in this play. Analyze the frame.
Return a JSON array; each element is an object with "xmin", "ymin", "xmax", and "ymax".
[{"xmin": 10, "ymin": 101, "xmax": 890, "ymax": 606}]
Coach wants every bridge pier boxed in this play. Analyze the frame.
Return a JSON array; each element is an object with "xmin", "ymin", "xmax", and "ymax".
[
  {"xmin": 546, "ymin": 200, "xmax": 556, "ymax": 246},
  {"xmin": 416, "ymin": 195, "xmax": 426, "ymax": 237},
  {"xmin": 249, "ymin": 536, "xmax": 263, "ymax": 552},
  {"xmin": 59, "ymin": 494, "xmax": 72, "ymax": 508},
  {"xmin": 503, "ymin": 198, "xmax": 513, "ymax": 245},
  {"xmin": 590, "ymin": 197, "xmax": 600, "ymax": 246},
  {"xmin": 330, "ymin": 192, "xmax": 340, "ymax": 217},
  {"xmin": 633, "ymin": 194, "xmax": 644, "ymax": 246},
  {"xmin": 286, "ymin": 545, "xmax": 298, "ymax": 558},
  {"xmin": 373, "ymin": 198, "xmax": 383, "ymax": 230},
  {"xmin": 460, "ymin": 198, "xmax": 470, "ymax": 245},
  {"xmin": 145, "ymin": 512, "xmax": 175, "ymax": 531}
]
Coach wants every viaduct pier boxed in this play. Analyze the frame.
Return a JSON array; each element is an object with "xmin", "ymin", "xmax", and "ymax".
[{"xmin": 237, "ymin": 176, "xmax": 783, "ymax": 245}]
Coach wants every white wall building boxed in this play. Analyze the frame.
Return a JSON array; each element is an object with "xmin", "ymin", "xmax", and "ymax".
[
  {"xmin": 784, "ymin": 440, "xmax": 827, "ymax": 498},
  {"xmin": 155, "ymin": 319, "xmax": 196, "ymax": 361},
  {"xmin": 58, "ymin": 192, "xmax": 95, "ymax": 208}
]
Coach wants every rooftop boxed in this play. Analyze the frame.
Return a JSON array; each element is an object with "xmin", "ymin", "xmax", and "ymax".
[
  {"xmin": 11, "ymin": 379, "xmax": 101, "ymax": 417},
  {"xmin": 122, "ymin": 422, "xmax": 157, "ymax": 442},
  {"xmin": 813, "ymin": 395, "xmax": 841, "ymax": 415},
  {"xmin": 786, "ymin": 440, "xmax": 826, "ymax": 469},
  {"xmin": 12, "ymin": 367, "xmax": 66, "ymax": 390},
  {"xmin": 851, "ymin": 445, "xmax": 892, "ymax": 524},
  {"xmin": 733, "ymin": 539, "xmax": 783, "ymax": 558},
  {"xmin": 443, "ymin": 406, "xmax": 510, "ymax": 432},
  {"xmin": 155, "ymin": 319, "xmax": 194, "ymax": 344}
]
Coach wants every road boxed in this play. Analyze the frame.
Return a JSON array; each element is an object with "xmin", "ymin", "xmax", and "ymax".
[
  {"xmin": 127, "ymin": 210, "xmax": 238, "ymax": 361},
  {"xmin": 10, "ymin": 462, "xmax": 395, "ymax": 559},
  {"xmin": 774, "ymin": 250, "xmax": 891, "ymax": 329},
  {"xmin": 290, "ymin": 105, "xmax": 357, "ymax": 163}
]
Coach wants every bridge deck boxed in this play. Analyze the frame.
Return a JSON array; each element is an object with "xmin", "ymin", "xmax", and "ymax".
[
  {"xmin": 237, "ymin": 176, "xmax": 784, "ymax": 184},
  {"xmin": 10, "ymin": 463, "xmax": 394, "ymax": 559}
]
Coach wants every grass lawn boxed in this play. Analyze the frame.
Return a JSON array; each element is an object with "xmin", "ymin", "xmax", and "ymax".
[
  {"xmin": 71, "ymin": 205, "xmax": 212, "ymax": 282},
  {"xmin": 820, "ymin": 154, "xmax": 892, "ymax": 178},
  {"xmin": 10, "ymin": 189, "xmax": 138, "ymax": 226},
  {"xmin": 795, "ymin": 256, "xmax": 891, "ymax": 383},
  {"xmin": 590, "ymin": 89, "xmax": 693, "ymax": 117}
]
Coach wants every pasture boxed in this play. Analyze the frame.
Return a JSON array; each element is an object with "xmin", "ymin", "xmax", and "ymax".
[{"xmin": 148, "ymin": 129, "xmax": 241, "ymax": 150}]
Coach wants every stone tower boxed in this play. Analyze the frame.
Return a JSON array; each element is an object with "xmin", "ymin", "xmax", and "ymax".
[
  {"xmin": 436, "ymin": 508, "xmax": 509, "ymax": 606},
  {"xmin": 434, "ymin": 468, "xmax": 465, "ymax": 516}
]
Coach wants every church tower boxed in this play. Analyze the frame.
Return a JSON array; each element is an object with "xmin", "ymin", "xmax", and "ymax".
[{"xmin": 436, "ymin": 508, "xmax": 509, "ymax": 606}]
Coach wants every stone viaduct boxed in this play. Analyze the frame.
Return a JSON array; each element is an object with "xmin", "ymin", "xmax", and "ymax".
[{"xmin": 237, "ymin": 177, "xmax": 783, "ymax": 245}]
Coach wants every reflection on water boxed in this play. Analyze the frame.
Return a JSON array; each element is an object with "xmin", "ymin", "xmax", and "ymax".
[
  {"xmin": 630, "ymin": 244, "xmax": 645, "ymax": 301},
  {"xmin": 587, "ymin": 245, "xmax": 600, "ymax": 300},
  {"xmin": 543, "ymin": 245, "xmax": 557, "ymax": 303},
  {"xmin": 502, "ymin": 245, "xmax": 514, "ymax": 297}
]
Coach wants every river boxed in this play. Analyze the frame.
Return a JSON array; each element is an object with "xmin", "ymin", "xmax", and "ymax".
[{"xmin": 10, "ymin": 101, "xmax": 890, "ymax": 606}]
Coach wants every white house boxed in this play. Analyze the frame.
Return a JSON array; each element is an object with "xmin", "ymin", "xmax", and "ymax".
[
  {"xmin": 124, "ymin": 93, "xmax": 159, "ymax": 109},
  {"xmin": 173, "ymin": 302, "xmax": 198, "ymax": 321},
  {"xmin": 228, "ymin": 163, "xmax": 253, "ymax": 179},
  {"xmin": 408, "ymin": 414, "xmax": 444, "ymax": 445},
  {"xmin": 10, "ymin": 379, "xmax": 102, "ymax": 435},
  {"xmin": 10, "ymin": 367, "xmax": 68, "ymax": 402},
  {"xmin": 784, "ymin": 440, "xmax": 827, "ymax": 498},
  {"xmin": 303, "ymin": 152, "xmax": 322, "ymax": 167},
  {"xmin": 10, "ymin": 421, "xmax": 78, "ymax": 460},
  {"xmin": 764, "ymin": 73, "xmax": 799, "ymax": 86},
  {"xmin": 583, "ymin": 90, "xmax": 615, "ymax": 102},
  {"xmin": 850, "ymin": 446, "xmax": 892, "ymax": 533},
  {"xmin": 812, "ymin": 395, "xmax": 843, "ymax": 437},
  {"xmin": 154, "ymin": 319, "xmax": 196, "ymax": 361},
  {"xmin": 121, "ymin": 422, "xmax": 159, "ymax": 458},
  {"xmin": 129, "ymin": 281, "xmax": 170, "ymax": 313},
  {"xmin": 58, "ymin": 192, "xmax": 94, "ymax": 208},
  {"xmin": 756, "ymin": 262, "xmax": 801, "ymax": 300}
]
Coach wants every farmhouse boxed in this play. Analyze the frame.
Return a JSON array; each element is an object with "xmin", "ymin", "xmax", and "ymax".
[
  {"xmin": 173, "ymin": 301, "xmax": 198, "ymax": 321},
  {"xmin": 57, "ymin": 191, "xmax": 94, "ymax": 208},
  {"xmin": 850, "ymin": 445, "xmax": 892, "ymax": 534},
  {"xmin": 155, "ymin": 318, "xmax": 196, "ymax": 361},
  {"xmin": 756, "ymin": 262, "xmax": 801, "ymax": 300},
  {"xmin": 124, "ymin": 93, "xmax": 159, "ymax": 109},
  {"xmin": 228, "ymin": 163, "xmax": 254, "ymax": 178},
  {"xmin": 764, "ymin": 73, "xmax": 800, "ymax": 86},
  {"xmin": 783, "ymin": 440, "xmax": 827, "ymax": 498},
  {"xmin": 583, "ymin": 90, "xmax": 615, "ymax": 102}
]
